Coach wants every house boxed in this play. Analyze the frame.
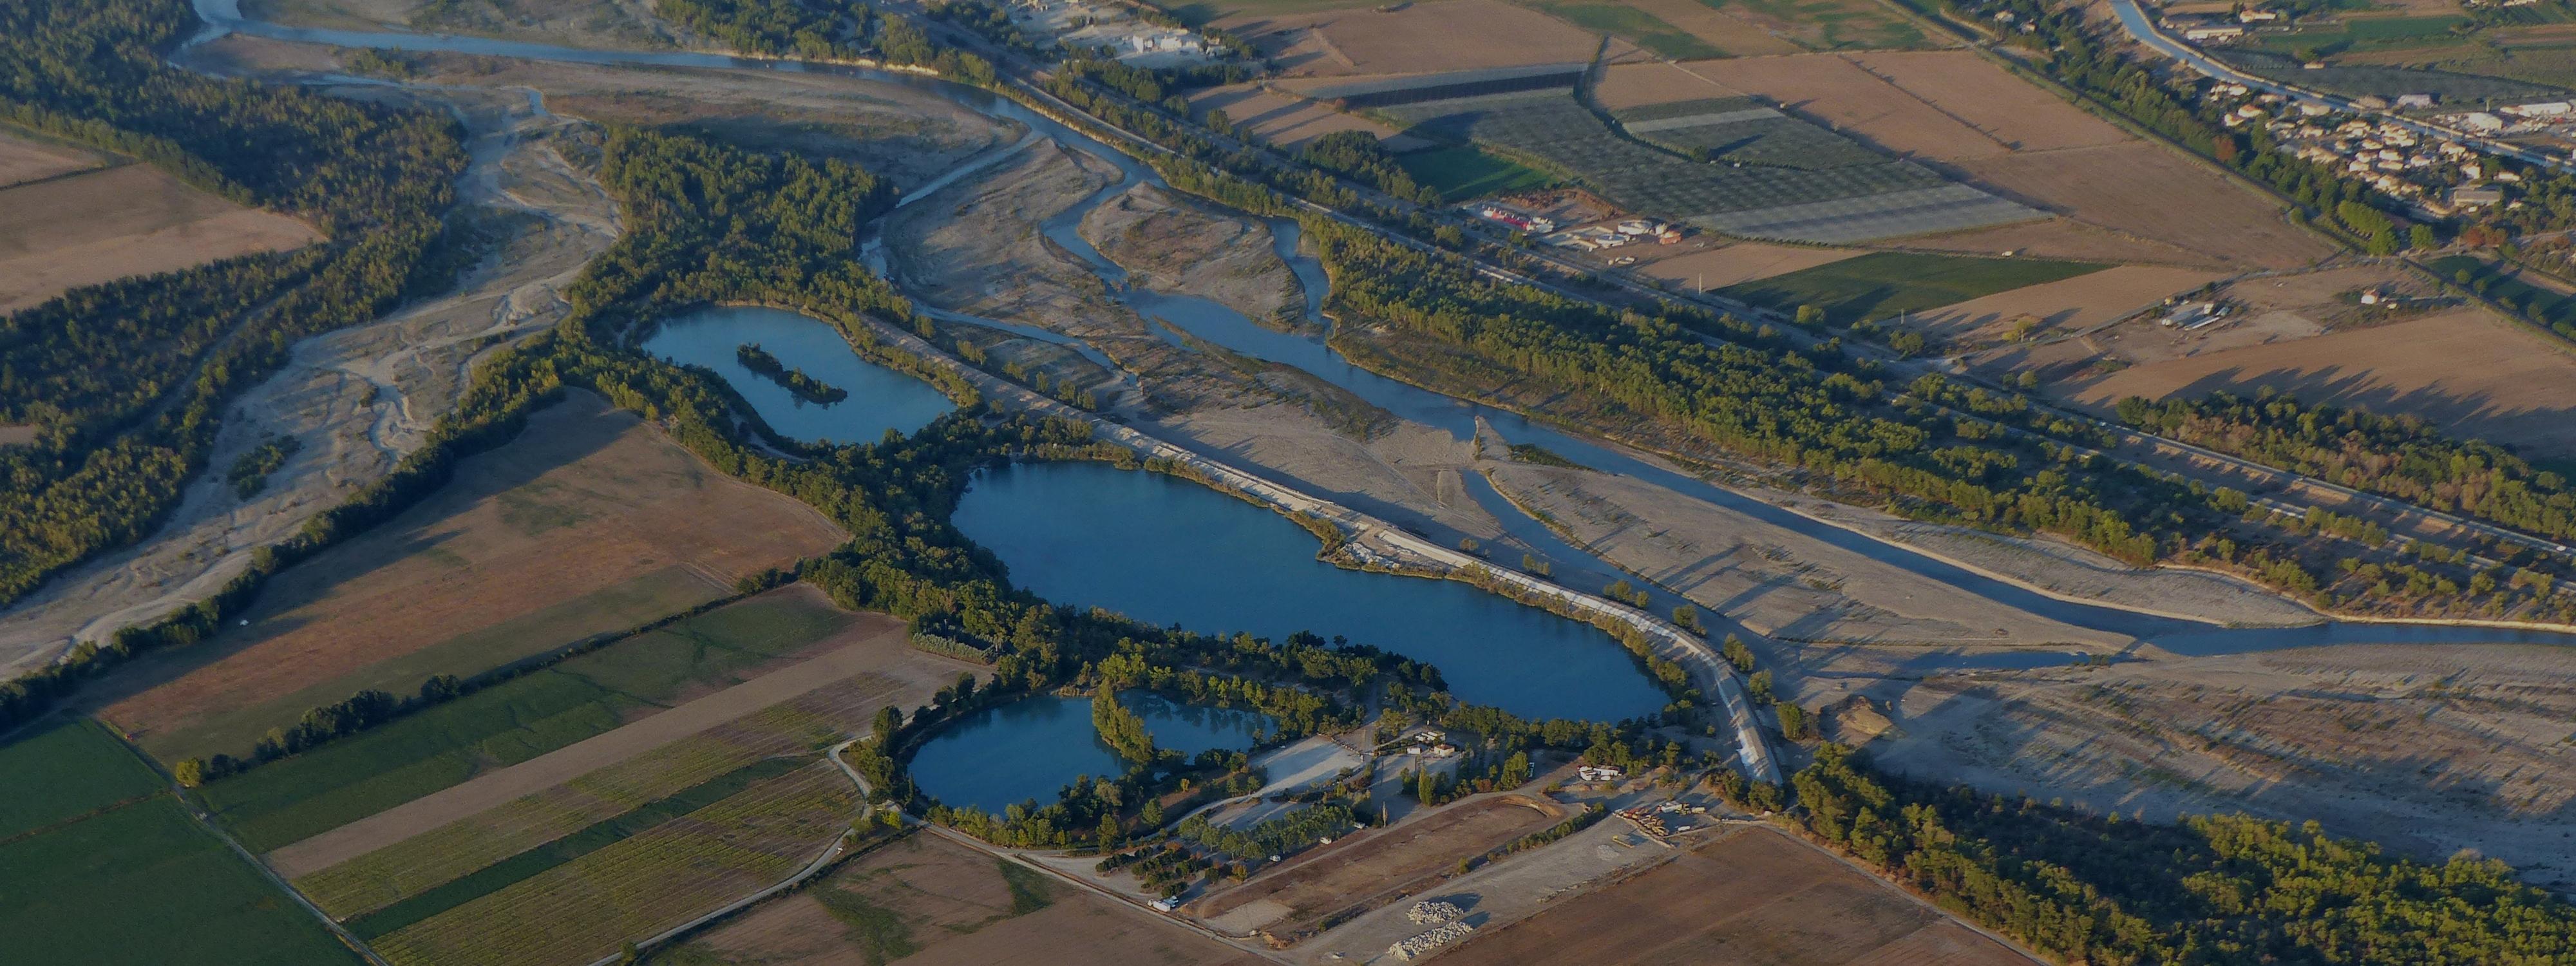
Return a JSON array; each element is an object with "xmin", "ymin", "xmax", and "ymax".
[
  {"xmin": 2239, "ymin": 7, "xmax": 2280, "ymax": 20},
  {"xmin": 2183, "ymin": 24, "xmax": 2246, "ymax": 40},
  {"xmin": 2396, "ymin": 93, "xmax": 2436, "ymax": 109},
  {"xmin": 2508, "ymin": 100, "xmax": 2573, "ymax": 117},
  {"xmin": 2459, "ymin": 112, "xmax": 2508, "ymax": 133},
  {"xmin": 2451, "ymin": 185, "xmax": 2504, "ymax": 207}
]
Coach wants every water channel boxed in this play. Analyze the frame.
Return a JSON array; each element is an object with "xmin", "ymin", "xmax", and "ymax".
[
  {"xmin": 905, "ymin": 690, "xmax": 1273, "ymax": 813},
  {"xmin": 184, "ymin": 0, "xmax": 2576, "ymax": 668}
]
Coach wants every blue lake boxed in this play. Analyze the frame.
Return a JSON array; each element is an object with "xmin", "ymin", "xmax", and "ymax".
[
  {"xmin": 952, "ymin": 461, "xmax": 1673, "ymax": 723},
  {"xmin": 639, "ymin": 305, "xmax": 956, "ymax": 446},
  {"xmin": 908, "ymin": 691, "xmax": 1273, "ymax": 814}
]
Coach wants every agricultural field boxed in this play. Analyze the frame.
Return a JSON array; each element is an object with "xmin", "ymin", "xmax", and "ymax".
[
  {"xmin": 1701, "ymin": 0, "xmax": 1929, "ymax": 50},
  {"xmin": 0, "ymin": 129, "xmax": 102, "ymax": 187},
  {"xmin": 1209, "ymin": 0, "xmax": 1605, "ymax": 78},
  {"xmin": 1629, "ymin": 238, "xmax": 1864, "ymax": 290},
  {"xmin": 2060, "ymin": 305, "xmax": 2576, "ymax": 460},
  {"xmin": 1187, "ymin": 84, "xmax": 1419, "ymax": 151},
  {"xmin": 1189, "ymin": 794, "xmax": 1563, "ymax": 939},
  {"xmin": 0, "ymin": 717, "xmax": 166, "ymax": 837},
  {"xmin": 1611, "ymin": 98, "xmax": 1893, "ymax": 169},
  {"xmin": 1588, "ymin": 0, "xmax": 1806, "ymax": 57},
  {"xmin": 94, "ymin": 393, "xmax": 848, "ymax": 766},
  {"xmin": 0, "ymin": 718, "xmax": 357, "ymax": 966},
  {"xmin": 1895, "ymin": 264, "xmax": 2219, "ymax": 349},
  {"xmin": 368, "ymin": 760, "xmax": 857, "ymax": 966},
  {"xmin": 1379, "ymin": 88, "xmax": 2038, "ymax": 241},
  {"xmin": 1436, "ymin": 826, "xmax": 2036, "ymax": 965},
  {"xmin": 2217, "ymin": 48, "xmax": 2568, "ymax": 102},
  {"xmin": 1613, "ymin": 52, "xmax": 2338, "ymax": 268},
  {"xmin": 674, "ymin": 831, "xmax": 1267, "ymax": 966},
  {"xmin": 189, "ymin": 588, "xmax": 878, "ymax": 855},
  {"xmin": 0, "ymin": 160, "xmax": 323, "ymax": 314},
  {"xmin": 1519, "ymin": 0, "xmax": 1730, "ymax": 59},
  {"xmin": 1719, "ymin": 251, "xmax": 2107, "ymax": 325},
  {"xmin": 274, "ymin": 608, "xmax": 968, "ymax": 916},
  {"xmin": 1395, "ymin": 144, "xmax": 1558, "ymax": 200}
]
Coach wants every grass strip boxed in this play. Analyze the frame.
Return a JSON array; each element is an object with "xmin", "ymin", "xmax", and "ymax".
[{"xmin": 343, "ymin": 755, "xmax": 810, "ymax": 940}]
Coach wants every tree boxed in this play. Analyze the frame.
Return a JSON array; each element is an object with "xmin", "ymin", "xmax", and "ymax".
[
  {"xmin": 2410, "ymin": 223, "xmax": 2438, "ymax": 251},
  {"xmin": 1889, "ymin": 330, "xmax": 1928, "ymax": 357},
  {"xmin": 173, "ymin": 757, "xmax": 205, "ymax": 788},
  {"xmin": 1794, "ymin": 304, "xmax": 1826, "ymax": 327},
  {"xmin": 1776, "ymin": 701, "xmax": 1809, "ymax": 741},
  {"xmin": 1722, "ymin": 634, "xmax": 1755, "ymax": 672},
  {"xmin": 1097, "ymin": 813, "xmax": 1121, "ymax": 848},
  {"xmin": 873, "ymin": 705, "xmax": 902, "ymax": 744},
  {"xmin": 1671, "ymin": 604, "xmax": 1703, "ymax": 634},
  {"xmin": 1748, "ymin": 669, "xmax": 1774, "ymax": 703}
]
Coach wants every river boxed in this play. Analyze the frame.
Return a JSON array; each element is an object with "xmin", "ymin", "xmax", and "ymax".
[{"xmin": 184, "ymin": 0, "xmax": 2576, "ymax": 663}]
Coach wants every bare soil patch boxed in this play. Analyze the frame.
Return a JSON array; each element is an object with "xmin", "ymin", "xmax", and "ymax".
[
  {"xmin": 1440, "ymin": 826, "xmax": 2036, "ymax": 965},
  {"xmin": 1953, "ymin": 146, "xmax": 2335, "ymax": 270},
  {"xmin": 1593, "ymin": 59, "xmax": 1745, "ymax": 109},
  {"xmin": 0, "ymin": 425, "xmax": 33, "ymax": 446},
  {"xmin": 1891, "ymin": 216, "xmax": 2214, "ymax": 266},
  {"xmin": 94, "ymin": 391, "xmax": 847, "ymax": 759},
  {"xmin": 1901, "ymin": 264, "xmax": 2218, "ymax": 349},
  {"xmin": 2061, "ymin": 306, "xmax": 2576, "ymax": 459},
  {"xmin": 1843, "ymin": 51, "xmax": 2127, "ymax": 152},
  {"xmin": 1081, "ymin": 184, "xmax": 1302, "ymax": 323},
  {"xmin": 243, "ymin": 0, "xmax": 674, "ymax": 50},
  {"xmin": 679, "ymin": 832, "xmax": 1266, "ymax": 966},
  {"xmin": 1218, "ymin": 0, "xmax": 1602, "ymax": 78},
  {"xmin": 1866, "ymin": 643, "xmax": 2576, "ymax": 893},
  {"xmin": 1187, "ymin": 84, "xmax": 1414, "ymax": 151},
  {"xmin": 1631, "ymin": 239, "xmax": 1866, "ymax": 290},
  {"xmin": 1675, "ymin": 54, "xmax": 2016, "ymax": 160},
  {"xmin": 0, "ymin": 131, "xmax": 102, "ymax": 189},
  {"xmin": 1482, "ymin": 462, "xmax": 2122, "ymax": 648},
  {"xmin": 1192, "ymin": 795, "xmax": 1562, "ymax": 938},
  {"xmin": 267, "ymin": 600, "xmax": 947, "ymax": 880},
  {"xmin": 0, "ymin": 162, "xmax": 323, "ymax": 314}
]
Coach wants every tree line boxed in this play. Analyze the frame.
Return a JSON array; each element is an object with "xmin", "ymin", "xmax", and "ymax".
[
  {"xmin": 2121, "ymin": 390, "xmax": 2576, "ymax": 544},
  {"xmin": 1788, "ymin": 744, "xmax": 2576, "ymax": 965}
]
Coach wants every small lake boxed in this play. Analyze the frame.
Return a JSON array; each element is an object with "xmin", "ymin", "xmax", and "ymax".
[
  {"xmin": 908, "ymin": 690, "xmax": 1273, "ymax": 814},
  {"xmin": 952, "ymin": 462, "xmax": 1674, "ymax": 723},
  {"xmin": 639, "ymin": 305, "xmax": 955, "ymax": 445}
]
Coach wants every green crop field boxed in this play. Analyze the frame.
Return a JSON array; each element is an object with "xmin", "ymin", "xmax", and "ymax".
[
  {"xmin": 335, "ymin": 757, "xmax": 810, "ymax": 936},
  {"xmin": 1721, "ymin": 251, "xmax": 2107, "ymax": 325},
  {"xmin": 2254, "ymin": 14, "xmax": 2472, "ymax": 55},
  {"xmin": 0, "ymin": 717, "xmax": 166, "ymax": 837},
  {"xmin": 1711, "ymin": 0, "xmax": 1926, "ymax": 50},
  {"xmin": 1396, "ymin": 145, "xmax": 1557, "ymax": 201},
  {"xmin": 196, "ymin": 591, "xmax": 857, "ymax": 853},
  {"xmin": 0, "ymin": 795, "xmax": 359, "ymax": 966},
  {"xmin": 1524, "ymin": 0, "xmax": 1726, "ymax": 59},
  {"xmin": 372, "ymin": 762, "xmax": 855, "ymax": 966}
]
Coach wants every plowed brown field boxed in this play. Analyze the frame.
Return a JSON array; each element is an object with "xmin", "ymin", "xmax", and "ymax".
[
  {"xmin": 1439, "ymin": 826, "xmax": 2038, "ymax": 965},
  {"xmin": 0, "ymin": 162, "xmax": 322, "ymax": 313},
  {"xmin": 99, "ymin": 392, "xmax": 848, "ymax": 760}
]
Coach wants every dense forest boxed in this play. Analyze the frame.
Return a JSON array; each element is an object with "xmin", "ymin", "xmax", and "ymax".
[
  {"xmin": 0, "ymin": 0, "xmax": 468, "ymax": 605},
  {"xmin": 655, "ymin": 0, "xmax": 864, "ymax": 59},
  {"xmin": 1791, "ymin": 746, "xmax": 2576, "ymax": 965},
  {"xmin": 2121, "ymin": 392, "xmax": 2576, "ymax": 543}
]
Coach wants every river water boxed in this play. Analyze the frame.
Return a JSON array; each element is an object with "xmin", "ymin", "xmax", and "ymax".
[
  {"xmin": 905, "ymin": 690, "xmax": 1273, "ymax": 814},
  {"xmin": 184, "ymin": 0, "xmax": 2576, "ymax": 665}
]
